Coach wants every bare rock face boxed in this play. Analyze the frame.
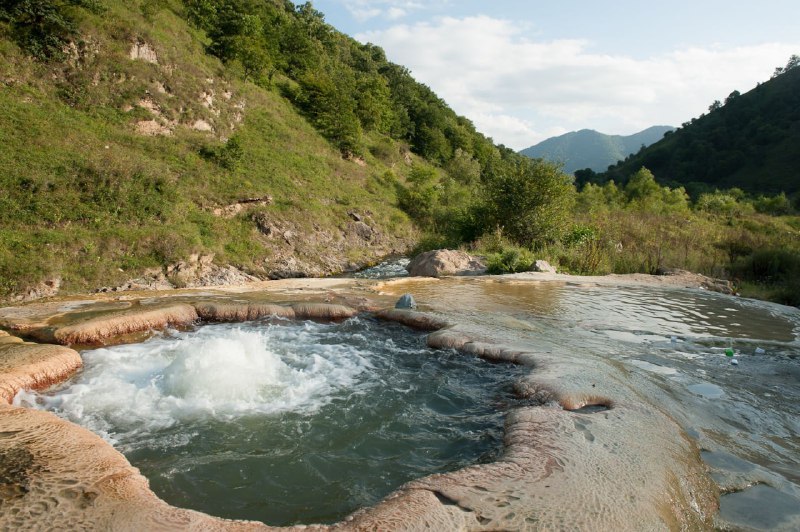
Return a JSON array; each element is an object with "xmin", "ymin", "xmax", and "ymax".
[
  {"xmin": 129, "ymin": 40, "xmax": 158, "ymax": 63},
  {"xmin": 10, "ymin": 278, "xmax": 60, "ymax": 303},
  {"xmin": 166, "ymin": 254, "xmax": 258, "ymax": 288},
  {"xmin": 406, "ymin": 249, "xmax": 485, "ymax": 277},
  {"xmin": 351, "ymin": 221, "xmax": 374, "ymax": 241},
  {"xmin": 97, "ymin": 255, "xmax": 259, "ymax": 293}
]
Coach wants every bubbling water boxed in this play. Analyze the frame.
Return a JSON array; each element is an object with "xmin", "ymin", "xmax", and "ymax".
[
  {"xmin": 17, "ymin": 317, "xmax": 526, "ymax": 525},
  {"xmin": 18, "ymin": 322, "xmax": 371, "ymax": 444}
]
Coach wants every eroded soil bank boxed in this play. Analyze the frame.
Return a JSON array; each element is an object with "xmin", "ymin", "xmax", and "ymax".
[{"xmin": 0, "ymin": 275, "xmax": 728, "ymax": 530}]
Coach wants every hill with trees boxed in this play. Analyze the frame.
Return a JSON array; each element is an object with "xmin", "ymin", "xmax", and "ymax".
[
  {"xmin": 520, "ymin": 126, "xmax": 674, "ymax": 174},
  {"xmin": 593, "ymin": 58, "xmax": 800, "ymax": 196},
  {"xmin": 0, "ymin": 0, "xmax": 572, "ymax": 299}
]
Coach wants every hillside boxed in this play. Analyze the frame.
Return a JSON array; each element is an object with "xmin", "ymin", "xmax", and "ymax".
[
  {"xmin": 600, "ymin": 65, "xmax": 800, "ymax": 195},
  {"xmin": 0, "ymin": 0, "xmax": 514, "ymax": 300},
  {"xmin": 519, "ymin": 126, "xmax": 673, "ymax": 174}
]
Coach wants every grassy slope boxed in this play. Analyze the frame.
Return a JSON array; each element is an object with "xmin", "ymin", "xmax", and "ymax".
[{"xmin": 0, "ymin": 1, "xmax": 417, "ymax": 296}]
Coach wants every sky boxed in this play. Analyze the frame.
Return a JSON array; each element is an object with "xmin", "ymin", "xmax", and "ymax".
[{"xmin": 304, "ymin": 0, "xmax": 800, "ymax": 150}]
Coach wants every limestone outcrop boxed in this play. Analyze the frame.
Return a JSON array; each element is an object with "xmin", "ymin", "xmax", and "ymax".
[
  {"xmin": 406, "ymin": 249, "xmax": 485, "ymax": 277},
  {"xmin": 0, "ymin": 342, "xmax": 82, "ymax": 403},
  {"xmin": 97, "ymin": 254, "xmax": 259, "ymax": 293},
  {"xmin": 0, "ymin": 405, "xmax": 270, "ymax": 530},
  {"xmin": 0, "ymin": 281, "xmax": 720, "ymax": 530},
  {"xmin": 195, "ymin": 301, "xmax": 357, "ymax": 322},
  {"xmin": 532, "ymin": 259, "xmax": 557, "ymax": 273},
  {"xmin": 374, "ymin": 309, "xmax": 451, "ymax": 331},
  {"xmin": 194, "ymin": 302, "xmax": 296, "ymax": 322},
  {"xmin": 32, "ymin": 304, "xmax": 200, "ymax": 345}
]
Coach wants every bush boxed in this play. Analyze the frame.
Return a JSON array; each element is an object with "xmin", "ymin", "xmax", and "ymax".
[
  {"xmin": 486, "ymin": 246, "xmax": 535, "ymax": 274},
  {"xmin": 752, "ymin": 193, "xmax": 793, "ymax": 215},
  {"xmin": 732, "ymin": 248, "xmax": 800, "ymax": 282},
  {"xmin": 483, "ymin": 158, "xmax": 575, "ymax": 248}
]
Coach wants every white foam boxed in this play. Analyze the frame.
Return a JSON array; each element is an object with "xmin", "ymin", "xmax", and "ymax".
[{"xmin": 14, "ymin": 322, "xmax": 372, "ymax": 444}]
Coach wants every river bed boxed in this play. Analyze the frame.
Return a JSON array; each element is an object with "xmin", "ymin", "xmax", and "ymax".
[{"xmin": 6, "ymin": 273, "xmax": 800, "ymax": 529}]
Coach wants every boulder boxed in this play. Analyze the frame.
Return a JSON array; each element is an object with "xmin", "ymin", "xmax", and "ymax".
[
  {"xmin": 532, "ymin": 260, "xmax": 556, "ymax": 273},
  {"xmin": 395, "ymin": 294, "xmax": 417, "ymax": 309},
  {"xmin": 406, "ymin": 249, "xmax": 485, "ymax": 277},
  {"xmin": 352, "ymin": 221, "xmax": 374, "ymax": 241}
]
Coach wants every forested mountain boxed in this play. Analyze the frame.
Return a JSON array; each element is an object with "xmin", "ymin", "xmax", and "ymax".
[
  {"xmin": 598, "ymin": 63, "xmax": 800, "ymax": 195},
  {"xmin": 520, "ymin": 126, "xmax": 674, "ymax": 174}
]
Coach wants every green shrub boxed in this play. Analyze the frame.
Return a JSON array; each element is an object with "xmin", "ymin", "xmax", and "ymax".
[
  {"xmin": 732, "ymin": 248, "xmax": 800, "ymax": 282},
  {"xmin": 752, "ymin": 193, "xmax": 793, "ymax": 215},
  {"xmin": 486, "ymin": 246, "xmax": 535, "ymax": 274}
]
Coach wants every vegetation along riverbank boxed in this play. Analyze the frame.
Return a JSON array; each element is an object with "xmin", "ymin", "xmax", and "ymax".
[{"xmin": 0, "ymin": 1, "xmax": 798, "ymax": 307}]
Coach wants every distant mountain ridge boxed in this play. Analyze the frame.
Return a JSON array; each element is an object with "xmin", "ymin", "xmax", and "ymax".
[{"xmin": 519, "ymin": 126, "xmax": 675, "ymax": 174}]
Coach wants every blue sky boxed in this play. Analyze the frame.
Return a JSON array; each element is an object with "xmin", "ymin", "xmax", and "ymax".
[{"xmin": 306, "ymin": 1, "xmax": 800, "ymax": 149}]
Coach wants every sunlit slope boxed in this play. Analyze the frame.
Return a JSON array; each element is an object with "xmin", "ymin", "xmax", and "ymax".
[{"xmin": 0, "ymin": 1, "xmax": 423, "ymax": 296}]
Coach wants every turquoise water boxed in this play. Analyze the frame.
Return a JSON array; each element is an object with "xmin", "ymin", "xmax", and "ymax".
[{"xmin": 23, "ymin": 317, "xmax": 527, "ymax": 525}]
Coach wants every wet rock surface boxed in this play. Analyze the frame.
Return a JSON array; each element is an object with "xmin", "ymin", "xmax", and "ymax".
[{"xmin": 0, "ymin": 276, "xmax": 762, "ymax": 529}]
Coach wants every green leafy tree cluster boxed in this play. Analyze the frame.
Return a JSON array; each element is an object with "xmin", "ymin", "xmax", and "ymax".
[
  {"xmin": 182, "ymin": 0, "xmax": 498, "ymax": 166},
  {"xmin": 481, "ymin": 157, "xmax": 576, "ymax": 247},
  {"xmin": 0, "ymin": 0, "xmax": 101, "ymax": 60},
  {"xmin": 624, "ymin": 167, "xmax": 689, "ymax": 213}
]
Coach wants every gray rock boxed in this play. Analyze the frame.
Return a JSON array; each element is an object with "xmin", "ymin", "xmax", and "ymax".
[
  {"xmin": 352, "ymin": 221, "xmax": 374, "ymax": 240},
  {"xmin": 532, "ymin": 260, "xmax": 556, "ymax": 273},
  {"xmin": 406, "ymin": 249, "xmax": 486, "ymax": 277},
  {"xmin": 395, "ymin": 293, "xmax": 417, "ymax": 309}
]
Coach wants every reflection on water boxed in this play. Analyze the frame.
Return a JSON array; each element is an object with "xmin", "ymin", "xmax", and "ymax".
[
  {"xmin": 382, "ymin": 278, "xmax": 797, "ymax": 342},
  {"xmin": 382, "ymin": 277, "xmax": 800, "ymax": 529}
]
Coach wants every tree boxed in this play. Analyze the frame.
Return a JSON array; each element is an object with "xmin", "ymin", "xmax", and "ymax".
[
  {"xmin": 0, "ymin": 0, "xmax": 101, "ymax": 59},
  {"xmin": 625, "ymin": 167, "xmax": 661, "ymax": 203},
  {"xmin": 482, "ymin": 158, "xmax": 575, "ymax": 247},
  {"xmin": 353, "ymin": 74, "xmax": 393, "ymax": 133},
  {"xmin": 445, "ymin": 148, "xmax": 481, "ymax": 186},
  {"xmin": 724, "ymin": 90, "xmax": 741, "ymax": 105},
  {"xmin": 397, "ymin": 164, "xmax": 440, "ymax": 226},
  {"xmin": 297, "ymin": 69, "xmax": 363, "ymax": 156},
  {"xmin": 708, "ymin": 100, "xmax": 722, "ymax": 112}
]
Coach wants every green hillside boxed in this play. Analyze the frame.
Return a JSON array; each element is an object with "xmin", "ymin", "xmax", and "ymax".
[
  {"xmin": 600, "ymin": 63, "xmax": 800, "ymax": 195},
  {"xmin": 2, "ymin": 1, "xmax": 798, "ymax": 307},
  {"xmin": 0, "ymin": 0, "xmax": 527, "ymax": 298},
  {"xmin": 520, "ymin": 126, "xmax": 673, "ymax": 174}
]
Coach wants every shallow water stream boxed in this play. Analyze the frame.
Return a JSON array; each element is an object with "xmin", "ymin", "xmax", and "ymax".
[
  {"xmin": 14, "ymin": 276, "xmax": 800, "ymax": 529},
  {"xmin": 380, "ymin": 278, "xmax": 800, "ymax": 530}
]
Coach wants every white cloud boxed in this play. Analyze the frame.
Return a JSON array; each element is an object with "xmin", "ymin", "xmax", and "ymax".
[
  {"xmin": 342, "ymin": 0, "xmax": 431, "ymax": 22},
  {"xmin": 386, "ymin": 7, "xmax": 406, "ymax": 20},
  {"xmin": 358, "ymin": 16, "xmax": 799, "ymax": 150}
]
